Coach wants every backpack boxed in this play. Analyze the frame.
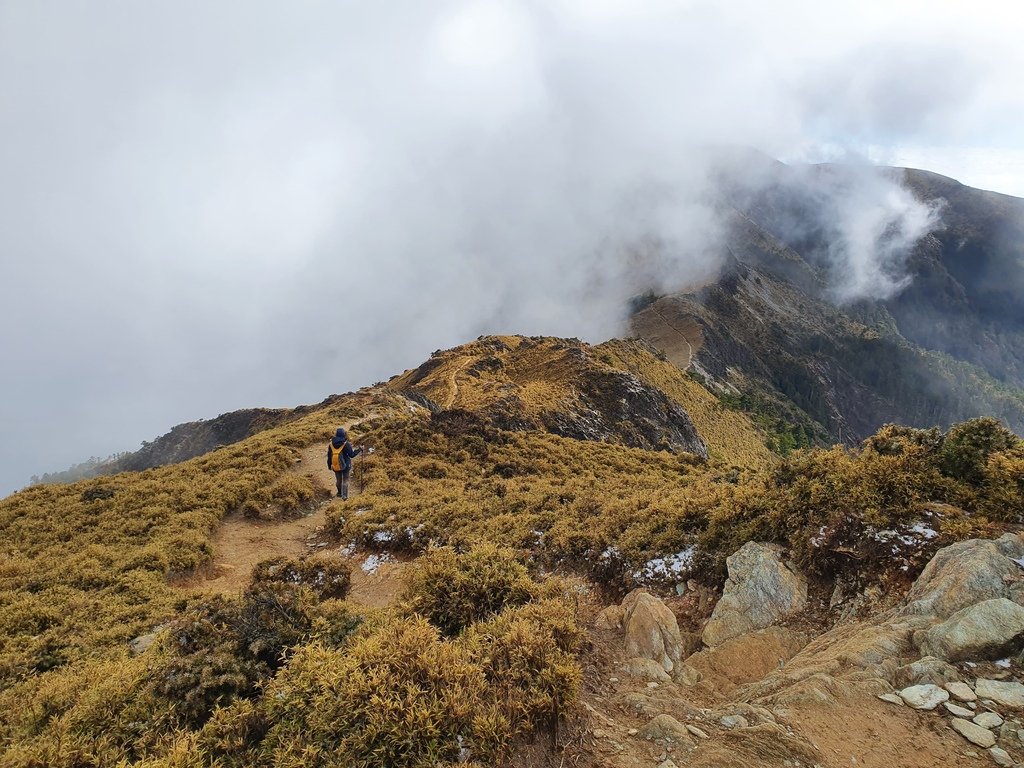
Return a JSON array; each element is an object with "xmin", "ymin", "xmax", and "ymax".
[{"xmin": 329, "ymin": 442, "xmax": 348, "ymax": 472}]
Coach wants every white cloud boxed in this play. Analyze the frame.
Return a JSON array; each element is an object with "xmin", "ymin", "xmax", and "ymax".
[{"xmin": 0, "ymin": 1, "xmax": 1022, "ymax": 492}]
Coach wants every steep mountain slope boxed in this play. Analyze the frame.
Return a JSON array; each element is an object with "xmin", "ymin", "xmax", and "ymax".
[
  {"xmin": 631, "ymin": 163, "xmax": 1024, "ymax": 445},
  {"xmin": 889, "ymin": 169, "xmax": 1024, "ymax": 385},
  {"xmin": 387, "ymin": 335, "xmax": 773, "ymax": 467}
]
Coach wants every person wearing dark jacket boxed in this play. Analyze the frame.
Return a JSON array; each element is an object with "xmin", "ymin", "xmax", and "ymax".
[{"xmin": 327, "ymin": 427, "xmax": 363, "ymax": 500}]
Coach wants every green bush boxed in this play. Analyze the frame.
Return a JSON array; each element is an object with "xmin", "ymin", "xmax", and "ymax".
[
  {"xmin": 940, "ymin": 417, "xmax": 1020, "ymax": 485},
  {"xmin": 151, "ymin": 595, "xmax": 267, "ymax": 728},
  {"xmin": 982, "ymin": 443, "xmax": 1024, "ymax": 521},
  {"xmin": 0, "ymin": 655, "xmax": 172, "ymax": 767},
  {"xmin": 465, "ymin": 599, "xmax": 584, "ymax": 739},
  {"xmin": 250, "ymin": 555, "xmax": 352, "ymax": 601},
  {"xmin": 402, "ymin": 544, "xmax": 537, "ymax": 636}
]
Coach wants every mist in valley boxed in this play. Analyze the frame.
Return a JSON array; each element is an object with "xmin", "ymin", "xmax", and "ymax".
[{"xmin": 2, "ymin": 0, "xmax": 1023, "ymax": 494}]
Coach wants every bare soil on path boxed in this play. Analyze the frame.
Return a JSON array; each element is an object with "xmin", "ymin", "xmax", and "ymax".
[{"xmin": 175, "ymin": 423, "xmax": 409, "ymax": 609}]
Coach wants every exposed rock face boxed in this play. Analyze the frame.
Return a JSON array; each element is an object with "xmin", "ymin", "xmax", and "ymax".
[
  {"xmin": 674, "ymin": 664, "xmax": 703, "ymax": 686},
  {"xmin": 720, "ymin": 714, "xmax": 748, "ymax": 728},
  {"xmin": 128, "ymin": 632, "xmax": 158, "ymax": 656},
  {"xmin": 594, "ymin": 604, "xmax": 625, "ymax": 631},
  {"xmin": 396, "ymin": 337, "xmax": 710, "ymax": 458},
  {"xmin": 893, "ymin": 656, "xmax": 959, "ymax": 688},
  {"xmin": 736, "ymin": 533, "xmax": 1024, "ymax": 723},
  {"xmin": 702, "ymin": 542, "xmax": 807, "ymax": 647},
  {"xmin": 622, "ymin": 590, "xmax": 685, "ymax": 674},
  {"xmin": 902, "ymin": 534, "xmax": 1024, "ymax": 620},
  {"xmin": 917, "ymin": 598, "xmax": 1024, "ymax": 661},
  {"xmin": 541, "ymin": 367, "xmax": 709, "ymax": 459}
]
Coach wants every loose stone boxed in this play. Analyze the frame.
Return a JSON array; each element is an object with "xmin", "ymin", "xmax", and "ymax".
[
  {"xmin": 973, "ymin": 711, "xmax": 1004, "ymax": 729},
  {"xmin": 944, "ymin": 702, "xmax": 975, "ymax": 718},
  {"xmin": 950, "ymin": 718, "xmax": 997, "ymax": 748}
]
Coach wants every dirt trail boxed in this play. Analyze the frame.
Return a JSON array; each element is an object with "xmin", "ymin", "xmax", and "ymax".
[
  {"xmin": 177, "ymin": 416, "xmax": 410, "ymax": 609},
  {"xmin": 651, "ymin": 306, "xmax": 696, "ymax": 367},
  {"xmin": 630, "ymin": 301, "xmax": 704, "ymax": 371},
  {"xmin": 443, "ymin": 357, "xmax": 472, "ymax": 408}
]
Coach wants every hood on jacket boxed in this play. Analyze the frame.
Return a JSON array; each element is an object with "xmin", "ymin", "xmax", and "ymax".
[{"xmin": 332, "ymin": 427, "xmax": 347, "ymax": 448}]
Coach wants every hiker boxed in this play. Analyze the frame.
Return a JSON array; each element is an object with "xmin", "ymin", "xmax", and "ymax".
[{"xmin": 327, "ymin": 427, "xmax": 363, "ymax": 500}]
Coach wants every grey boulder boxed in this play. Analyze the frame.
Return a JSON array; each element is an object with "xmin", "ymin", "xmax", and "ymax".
[
  {"xmin": 916, "ymin": 598, "xmax": 1024, "ymax": 661},
  {"xmin": 702, "ymin": 542, "xmax": 807, "ymax": 647}
]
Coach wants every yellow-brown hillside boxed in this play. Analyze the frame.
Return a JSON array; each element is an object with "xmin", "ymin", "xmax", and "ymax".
[{"xmin": 388, "ymin": 335, "xmax": 773, "ymax": 468}]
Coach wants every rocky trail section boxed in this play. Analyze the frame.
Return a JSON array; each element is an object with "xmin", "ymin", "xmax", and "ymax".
[{"xmin": 559, "ymin": 533, "xmax": 1024, "ymax": 768}]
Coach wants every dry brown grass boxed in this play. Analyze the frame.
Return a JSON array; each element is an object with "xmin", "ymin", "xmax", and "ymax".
[{"xmin": 2, "ymin": 333, "xmax": 1021, "ymax": 767}]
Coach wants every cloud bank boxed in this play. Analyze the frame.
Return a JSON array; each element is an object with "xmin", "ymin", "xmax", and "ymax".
[{"xmin": 1, "ymin": 0, "xmax": 1022, "ymax": 492}]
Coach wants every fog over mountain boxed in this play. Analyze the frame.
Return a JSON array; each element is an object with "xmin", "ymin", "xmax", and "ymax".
[{"xmin": 1, "ymin": 0, "xmax": 1023, "ymax": 494}]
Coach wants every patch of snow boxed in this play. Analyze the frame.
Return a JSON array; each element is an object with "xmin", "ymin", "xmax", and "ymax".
[
  {"xmin": 372, "ymin": 530, "xmax": 394, "ymax": 544},
  {"xmin": 361, "ymin": 553, "xmax": 393, "ymax": 574},
  {"xmin": 810, "ymin": 526, "xmax": 828, "ymax": 548},
  {"xmin": 909, "ymin": 522, "xmax": 938, "ymax": 539},
  {"xmin": 872, "ymin": 521, "xmax": 938, "ymax": 552},
  {"xmin": 633, "ymin": 547, "xmax": 696, "ymax": 583},
  {"xmin": 600, "ymin": 546, "xmax": 622, "ymax": 561},
  {"xmin": 338, "ymin": 543, "xmax": 357, "ymax": 557},
  {"xmin": 996, "ymin": 658, "xmax": 1012, "ymax": 669},
  {"xmin": 1012, "ymin": 557, "xmax": 1024, "ymax": 571}
]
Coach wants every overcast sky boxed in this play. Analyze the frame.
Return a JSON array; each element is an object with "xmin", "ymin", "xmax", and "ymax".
[{"xmin": 1, "ymin": 0, "xmax": 1023, "ymax": 494}]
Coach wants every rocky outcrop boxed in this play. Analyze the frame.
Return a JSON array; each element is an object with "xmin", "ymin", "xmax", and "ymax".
[
  {"xmin": 916, "ymin": 598, "xmax": 1024, "ymax": 661},
  {"xmin": 128, "ymin": 632, "xmax": 158, "ymax": 656},
  {"xmin": 540, "ymin": 366, "xmax": 709, "ymax": 459},
  {"xmin": 901, "ymin": 534, "xmax": 1024, "ymax": 620},
  {"xmin": 893, "ymin": 656, "xmax": 959, "ymax": 688},
  {"xmin": 622, "ymin": 589, "xmax": 686, "ymax": 675},
  {"xmin": 702, "ymin": 542, "xmax": 807, "ymax": 646},
  {"xmin": 393, "ymin": 337, "xmax": 711, "ymax": 458}
]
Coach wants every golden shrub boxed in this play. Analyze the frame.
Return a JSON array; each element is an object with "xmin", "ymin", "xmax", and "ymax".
[{"xmin": 401, "ymin": 544, "xmax": 537, "ymax": 636}]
